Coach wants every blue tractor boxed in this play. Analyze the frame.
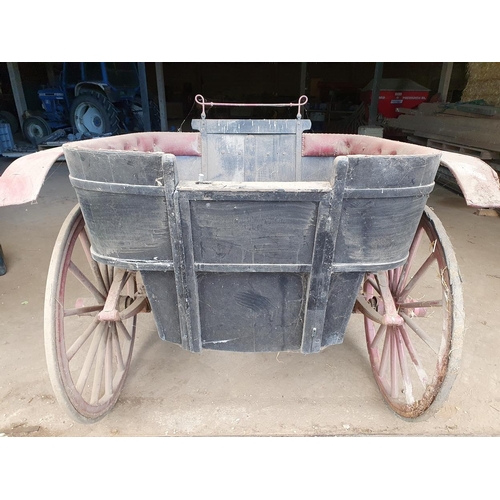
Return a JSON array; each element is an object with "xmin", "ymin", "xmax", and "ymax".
[{"xmin": 23, "ymin": 62, "xmax": 159, "ymax": 144}]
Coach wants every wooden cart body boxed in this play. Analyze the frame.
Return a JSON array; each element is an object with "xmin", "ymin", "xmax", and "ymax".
[
  {"xmin": 56, "ymin": 117, "xmax": 443, "ymax": 354},
  {"xmin": 1, "ymin": 98, "xmax": 500, "ymax": 422}
]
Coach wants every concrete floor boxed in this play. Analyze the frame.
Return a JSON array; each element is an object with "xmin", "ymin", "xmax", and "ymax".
[{"xmin": 0, "ymin": 157, "xmax": 499, "ymax": 437}]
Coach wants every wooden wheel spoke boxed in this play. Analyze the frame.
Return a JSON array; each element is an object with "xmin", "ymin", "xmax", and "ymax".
[
  {"xmin": 400, "ymin": 311, "xmax": 439, "ymax": 355},
  {"xmin": 376, "ymin": 372, "xmax": 392, "ymax": 400},
  {"xmin": 376, "ymin": 272, "xmax": 399, "ymax": 318},
  {"xmin": 90, "ymin": 324, "xmax": 108, "ymax": 404},
  {"xmin": 120, "ymin": 296, "xmax": 147, "ymax": 320},
  {"xmin": 379, "ymin": 326, "xmax": 391, "ymax": 378},
  {"xmin": 370, "ymin": 324, "xmax": 386, "ymax": 349},
  {"xmin": 100, "ymin": 262, "xmax": 110, "ymax": 290},
  {"xmin": 104, "ymin": 328, "xmax": 113, "ymax": 399},
  {"xmin": 69, "ymin": 261, "xmax": 106, "ymax": 303},
  {"xmin": 396, "ymin": 226, "xmax": 424, "ymax": 296},
  {"xmin": 398, "ymin": 253, "xmax": 437, "ymax": 302},
  {"xmin": 107, "ymin": 266, "xmax": 114, "ymax": 291},
  {"xmin": 78, "ymin": 230, "xmax": 107, "ymax": 296},
  {"xmin": 112, "ymin": 323, "xmax": 125, "ymax": 373},
  {"xmin": 388, "ymin": 268, "xmax": 401, "ymax": 293},
  {"xmin": 117, "ymin": 320, "xmax": 132, "ymax": 341},
  {"xmin": 66, "ymin": 317, "xmax": 100, "ymax": 361},
  {"xmin": 393, "ymin": 267, "xmax": 401, "ymax": 287},
  {"xmin": 399, "ymin": 324, "xmax": 429, "ymax": 388},
  {"xmin": 75, "ymin": 321, "xmax": 106, "ymax": 393},
  {"xmin": 388, "ymin": 269, "xmax": 394, "ymax": 287},
  {"xmin": 64, "ymin": 304, "xmax": 103, "ymax": 317},
  {"xmin": 390, "ymin": 329, "xmax": 399, "ymax": 399},
  {"xmin": 397, "ymin": 299, "xmax": 442, "ymax": 309},
  {"xmin": 356, "ymin": 294, "xmax": 385, "ymax": 324},
  {"xmin": 365, "ymin": 275, "xmax": 381, "ymax": 296},
  {"xmin": 395, "ymin": 328, "xmax": 414, "ymax": 404}
]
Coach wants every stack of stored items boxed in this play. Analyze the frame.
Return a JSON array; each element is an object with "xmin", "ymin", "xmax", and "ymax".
[
  {"xmin": 388, "ymin": 101, "xmax": 500, "ymax": 161},
  {"xmin": 0, "ymin": 123, "xmax": 14, "ymax": 155}
]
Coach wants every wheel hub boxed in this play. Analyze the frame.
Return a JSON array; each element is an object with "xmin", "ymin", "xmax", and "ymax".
[
  {"xmin": 27, "ymin": 124, "xmax": 44, "ymax": 138},
  {"xmin": 74, "ymin": 104, "xmax": 105, "ymax": 135}
]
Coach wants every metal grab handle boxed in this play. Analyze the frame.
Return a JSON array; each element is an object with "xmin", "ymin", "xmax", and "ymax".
[{"xmin": 195, "ymin": 94, "xmax": 308, "ymax": 119}]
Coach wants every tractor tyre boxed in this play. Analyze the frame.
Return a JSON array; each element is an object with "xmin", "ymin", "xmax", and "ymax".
[
  {"xmin": 132, "ymin": 98, "xmax": 162, "ymax": 131},
  {"xmin": 0, "ymin": 110, "xmax": 19, "ymax": 134},
  {"xmin": 22, "ymin": 115, "xmax": 52, "ymax": 145},
  {"xmin": 70, "ymin": 91, "xmax": 119, "ymax": 137}
]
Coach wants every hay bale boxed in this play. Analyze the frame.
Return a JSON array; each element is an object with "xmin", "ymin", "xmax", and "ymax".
[
  {"xmin": 462, "ymin": 62, "xmax": 500, "ymax": 106},
  {"xmin": 467, "ymin": 62, "xmax": 500, "ymax": 81}
]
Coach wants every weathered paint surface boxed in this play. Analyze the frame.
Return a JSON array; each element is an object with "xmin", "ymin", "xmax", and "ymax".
[
  {"xmin": 0, "ymin": 132, "xmax": 201, "ymax": 207},
  {"xmin": 66, "ymin": 131, "xmax": 202, "ymax": 156},
  {"xmin": 0, "ymin": 147, "xmax": 64, "ymax": 207},
  {"xmin": 1, "ymin": 130, "xmax": 500, "ymax": 208},
  {"xmin": 439, "ymin": 151, "xmax": 500, "ymax": 208},
  {"xmin": 303, "ymin": 133, "xmax": 500, "ymax": 208}
]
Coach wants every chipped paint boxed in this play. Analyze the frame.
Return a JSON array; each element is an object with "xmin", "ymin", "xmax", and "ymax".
[{"xmin": 1, "ymin": 128, "xmax": 499, "ymax": 209}]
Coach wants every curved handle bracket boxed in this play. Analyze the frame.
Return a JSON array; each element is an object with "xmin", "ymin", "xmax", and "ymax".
[{"xmin": 194, "ymin": 94, "xmax": 308, "ymax": 119}]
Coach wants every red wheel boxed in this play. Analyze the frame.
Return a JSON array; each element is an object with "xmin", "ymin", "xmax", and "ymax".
[
  {"xmin": 45, "ymin": 205, "xmax": 145, "ymax": 423},
  {"xmin": 360, "ymin": 207, "xmax": 464, "ymax": 419}
]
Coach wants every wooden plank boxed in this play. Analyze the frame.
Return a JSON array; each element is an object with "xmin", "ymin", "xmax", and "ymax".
[
  {"xmin": 162, "ymin": 154, "xmax": 202, "ymax": 352},
  {"xmin": 197, "ymin": 273, "xmax": 305, "ymax": 352},
  {"xmin": 395, "ymin": 107, "xmax": 417, "ymax": 115},
  {"xmin": 177, "ymin": 195, "xmax": 202, "ymax": 352},
  {"xmin": 450, "ymin": 103, "xmax": 499, "ymax": 116},
  {"xmin": 207, "ymin": 132, "xmax": 245, "ymax": 181},
  {"xmin": 192, "ymin": 118, "xmax": 310, "ymax": 182},
  {"xmin": 195, "ymin": 263, "xmax": 312, "ymax": 273},
  {"xmin": 301, "ymin": 157, "xmax": 349, "ymax": 354},
  {"xmin": 178, "ymin": 180, "xmax": 332, "ymax": 193},
  {"xmin": 243, "ymin": 134, "xmax": 257, "ymax": 181},
  {"xmin": 176, "ymin": 181, "xmax": 331, "ymax": 203},
  {"xmin": 414, "ymin": 135, "xmax": 500, "ymax": 160},
  {"xmin": 437, "ymin": 108, "xmax": 500, "ymax": 120},
  {"xmin": 190, "ymin": 200, "xmax": 318, "ymax": 266},
  {"xmin": 388, "ymin": 113, "xmax": 500, "ymax": 152},
  {"xmin": 192, "ymin": 119, "xmax": 311, "ymax": 135}
]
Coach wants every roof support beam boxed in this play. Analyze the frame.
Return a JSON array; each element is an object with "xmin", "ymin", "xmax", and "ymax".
[
  {"xmin": 137, "ymin": 62, "xmax": 151, "ymax": 132},
  {"xmin": 438, "ymin": 62, "xmax": 454, "ymax": 103},
  {"xmin": 368, "ymin": 62, "xmax": 384, "ymax": 126},
  {"xmin": 7, "ymin": 62, "xmax": 27, "ymax": 127},
  {"xmin": 300, "ymin": 62, "xmax": 307, "ymax": 96},
  {"xmin": 155, "ymin": 62, "xmax": 168, "ymax": 131}
]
